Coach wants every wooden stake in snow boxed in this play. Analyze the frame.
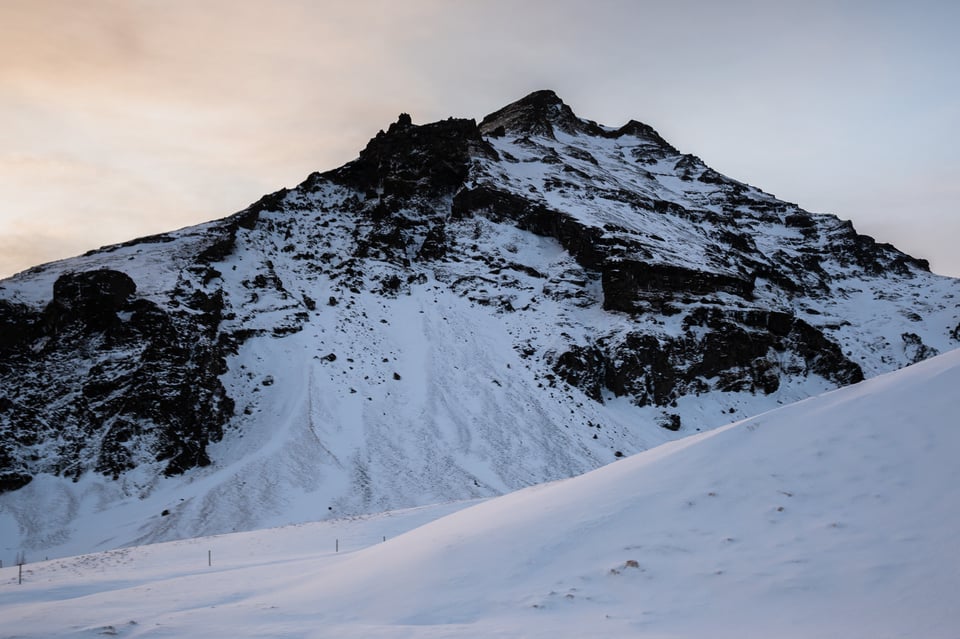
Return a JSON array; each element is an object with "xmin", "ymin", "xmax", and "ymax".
[
  {"xmin": 336, "ymin": 538, "xmax": 339, "ymax": 553},
  {"xmin": 15, "ymin": 552, "xmax": 24, "ymax": 584},
  {"xmin": 208, "ymin": 550, "xmax": 212, "ymax": 567}
]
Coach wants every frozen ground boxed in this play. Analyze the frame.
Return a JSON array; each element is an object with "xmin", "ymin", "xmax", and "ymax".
[{"xmin": 3, "ymin": 347, "xmax": 958, "ymax": 638}]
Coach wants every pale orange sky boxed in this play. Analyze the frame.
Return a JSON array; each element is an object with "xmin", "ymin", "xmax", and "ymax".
[{"xmin": 2, "ymin": 0, "xmax": 958, "ymax": 277}]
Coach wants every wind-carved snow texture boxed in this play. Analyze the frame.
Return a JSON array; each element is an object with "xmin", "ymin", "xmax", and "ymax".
[
  {"xmin": 2, "ymin": 348, "xmax": 959, "ymax": 638},
  {"xmin": 0, "ymin": 90, "xmax": 958, "ymax": 558}
]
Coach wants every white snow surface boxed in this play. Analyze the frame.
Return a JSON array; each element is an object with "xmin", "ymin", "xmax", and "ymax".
[{"xmin": 3, "ymin": 348, "xmax": 959, "ymax": 638}]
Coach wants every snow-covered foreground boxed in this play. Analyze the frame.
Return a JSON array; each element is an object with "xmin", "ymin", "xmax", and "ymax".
[{"xmin": 3, "ymin": 348, "xmax": 959, "ymax": 638}]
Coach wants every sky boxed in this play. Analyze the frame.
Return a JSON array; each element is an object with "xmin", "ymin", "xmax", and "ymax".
[{"xmin": 1, "ymin": 0, "xmax": 958, "ymax": 279}]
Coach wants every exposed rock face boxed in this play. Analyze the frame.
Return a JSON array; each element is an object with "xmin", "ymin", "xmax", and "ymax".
[
  {"xmin": 553, "ymin": 309, "xmax": 865, "ymax": 407},
  {"xmin": 480, "ymin": 89, "xmax": 595, "ymax": 138},
  {"xmin": 0, "ymin": 267, "xmax": 233, "ymax": 484},
  {"xmin": 0, "ymin": 88, "xmax": 957, "ymax": 553},
  {"xmin": 601, "ymin": 261, "xmax": 756, "ymax": 311},
  {"xmin": 328, "ymin": 114, "xmax": 489, "ymax": 201},
  {"xmin": 44, "ymin": 269, "xmax": 137, "ymax": 336}
]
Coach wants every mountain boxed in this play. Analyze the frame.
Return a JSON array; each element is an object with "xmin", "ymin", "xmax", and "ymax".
[
  {"xmin": 4, "ymin": 347, "xmax": 959, "ymax": 638},
  {"xmin": 1, "ymin": 90, "xmax": 958, "ymax": 558}
]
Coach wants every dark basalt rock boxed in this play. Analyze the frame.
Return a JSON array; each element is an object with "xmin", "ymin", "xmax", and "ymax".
[
  {"xmin": 658, "ymin": 413, "xmax": 682, "ymax": 431},
  {"xmin": 785, "ymin": 212, "xmax": 815, "ymax": 228},
  {"xmin": 318, "ymin": 115, "xmax": 498, "ymax": 265},
  {"xmin": 554, "ymin": 306, "xmax": 862, "ymax": 407},
  {"xmin": 610, "ymin": 120, "xmax": 677, "ymax": 153},
  {"xmin": 599, "ymin": 332, "xmax": 679, "ymax": 406},
  {"xmin": 43, "ymin": 269, "xmax": 136, "ymax": 337},
  {"xmin": 824, "ymin": 221, "xmax": 929, "ymax": 276},
  {"xmin": 0, "ymin": 267, "xmax": 234, "ymax": 491},
  {"xmin": 554, "ymin": 345, "xmax": 608, "ymax": 402},
  {"xmin": 602, "ymin": 261, "xmax": 755, "ymax": 312},
  {"xmin": 52, "ymin": 269, "xmax": 136, "ymax": 307},
  {"xmin": 452, "ymin": 186, "xmax": 606, "ymax": 269},
  {"xmin": 0, "ymin": 300, "xmax": 38, "ymax": 354},
  {"xmin": 478, "ymin": 90, "xmax": 677, "ymax": 146},
  {"xmin": 902, "ymin": 332, "xmax": 939, "ymax": 364},
  {"xmin": 417, "ymin": 223, "xmax": 448, "ymax": 260},
  {"xmin": 479, "ymin": 90, "xmax": 595, "ymax": 138},
  {"xmin": 684, "ymin": 307, "xmax": 863, "ymax": 386},
  {"xmin": 328, "ymin": 115, "xmax": 490, "ymax": 203},
  {"xmin": 0, "ymin": 471, "xmax": 31, "ymax": 492}
]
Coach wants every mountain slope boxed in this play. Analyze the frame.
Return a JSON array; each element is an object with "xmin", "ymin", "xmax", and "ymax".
[
  {"xmin": 4, "ymin": 347, "xmax": 959, "ymax": 638},
  {"xmin": 1, "ymin": 90, "xmax": 958, "ymax": 557}
]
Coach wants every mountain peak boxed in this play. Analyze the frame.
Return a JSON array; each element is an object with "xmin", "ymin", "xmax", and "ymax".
[
  {"xmin": 478, "ymin": 91, "xmax": 673, "ymax": 152},
  {"xmin": 511, "ymin": 88, "xmax": 565, "ymax": 107},
  {"xmin": 1, "ymin": 89, "xmax": 957, "ymax": 560},
  {"xmin": 479, "ymin": 89, "xmax": 594, "ymax": 138}
]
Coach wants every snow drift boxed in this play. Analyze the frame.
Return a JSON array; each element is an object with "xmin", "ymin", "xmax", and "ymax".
[{"xmin": 3, "ymin": 347, "xmax": 958, "ymax": 638}]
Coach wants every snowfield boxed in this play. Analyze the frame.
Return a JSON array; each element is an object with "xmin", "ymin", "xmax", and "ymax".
[{"xmin": 3, "ymin": 347, "xmax": 958, "ymax": 638}]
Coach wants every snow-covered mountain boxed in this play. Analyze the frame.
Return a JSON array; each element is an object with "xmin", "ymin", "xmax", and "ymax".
[
  {"xmin": 1, "ymin": 90, "xmax": 958, "ymax": 558},
  {"xmin": 5, "ymin": 346, "xmax": 959, "ymax": 638}
]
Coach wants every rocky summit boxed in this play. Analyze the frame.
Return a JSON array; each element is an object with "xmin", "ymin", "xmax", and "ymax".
[{"xmin": 1, "ymin": 90, "xmax": 958, "ymax": 557}]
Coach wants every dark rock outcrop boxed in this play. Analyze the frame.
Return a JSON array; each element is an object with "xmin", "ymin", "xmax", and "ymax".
[
  {"xmin": 602, "ymin": 261, "xmax": 755, "ymax": 312},
  {"xmin": 43, "ymin": 269, "xmax": 136, "ymax": 337},
  {"xmin": 0, "ymin": 300, "xmax": 37, "ymax": 355},
  {"xmin": 0, "ymin": 264, "xmax": 234, "ymax": 488},
  {"xmin": 328, "ymin": 115, "xmax": 491, "ymax": 204},
  {"xmin": 554, "ymin": 306, "xmax": 862, "ymax": 407}
]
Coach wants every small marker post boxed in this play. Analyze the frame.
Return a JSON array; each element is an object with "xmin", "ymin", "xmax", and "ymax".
[{"xmin": 208, "ymin": 550, "xmax": 212, "ymax": 567}]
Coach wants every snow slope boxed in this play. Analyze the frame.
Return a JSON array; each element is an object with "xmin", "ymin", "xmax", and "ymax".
[{"xmin": 3, "ymin": 348, "xmax": 958, "ymax": 638}]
